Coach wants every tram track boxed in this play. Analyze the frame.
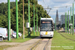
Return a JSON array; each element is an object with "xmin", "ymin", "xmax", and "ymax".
[
  {"xmin": 30, "ymin": 39, "xmax": 43, "ymax": 50},
  {"xmin": 28, "ymin": 38, "xmax": 52, "ymax": 50},
  {"xmin": 60, "ymin": 33, "xmax": 75, "ymax": 41},
  {"xmin": 27, "ymin": 39, "xmax": 43, "ymax": 50},
  {"xmin": 43, "ymin": 39, "xmax": 50, "ymax": 50}
]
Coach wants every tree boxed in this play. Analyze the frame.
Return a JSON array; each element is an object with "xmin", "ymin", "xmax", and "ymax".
[
  {"xmin": 0, "ymin": 14, "xmax": 7, "ymax": 28},
  {"xmin": 0, "ymin": 0, "xmax": 51, "ymax": 34}
]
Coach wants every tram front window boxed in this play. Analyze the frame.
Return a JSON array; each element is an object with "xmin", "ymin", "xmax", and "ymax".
[{"xmin": 40, "ymin": 20, "xmax": 53, "ymax": 31}]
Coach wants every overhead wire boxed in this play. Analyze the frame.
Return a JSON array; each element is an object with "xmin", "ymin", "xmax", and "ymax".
[
  {"xmin": 43, "ymin": 0, "xmax": 51, "ymax": 15},
  {"xmin": 43, "ymin": 0, "xmax": 69, "ymax": 15}
]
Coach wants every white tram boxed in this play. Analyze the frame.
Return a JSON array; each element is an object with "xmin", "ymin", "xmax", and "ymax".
[{"xmin": 40, "ymin": 18, "xmax": 54, "ymax": 37}]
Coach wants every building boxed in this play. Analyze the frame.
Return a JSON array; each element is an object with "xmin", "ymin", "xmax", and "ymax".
[
  {"xmin": 60, "ymin": 14, "xmax": 75, "ymax": 30},
  {"xmin": 61, "ymin": 15, "xmax": 65, "ymax": 25},
  {"xmin": 60, "ymin": 15, "xmax": 69, "ymax": 25},
  {"xmin": 56, "ymin": 10, "xmax": 60, "ymax": 25}
]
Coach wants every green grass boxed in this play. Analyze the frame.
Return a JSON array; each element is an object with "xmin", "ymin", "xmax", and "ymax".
[
  {"xmin": 51, "ymin": 31, "xmax": 75, "ymax": 50},
  {"xmin": 1, "ymin": 32, "xmax": 39, "ymax": 43},
  {"xmin": 60, "ymin": 33, "xmax": 75, "ymax": 41}
]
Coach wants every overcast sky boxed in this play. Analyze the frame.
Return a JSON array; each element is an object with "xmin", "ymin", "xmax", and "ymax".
[{"xmin": 0, "ymin": 0, "xmax": 75, "ymax": 22}]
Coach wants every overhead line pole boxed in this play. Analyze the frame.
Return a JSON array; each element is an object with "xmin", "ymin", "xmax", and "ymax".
[
  {"xmin": 73, "ymin": 3, "xmax": 74, "ymax": 35},
  {"xmin": 68, "ymin": 10, "xmax": 69, "ymax": 33},
  {"xmin": 16, "ymin": 0, "xmax": 19, "ymax": 38},
  {"xmin": 8, "ymin": 0, "xmax": 11, "ymax": 41},
  {"xmin": 28, "ymin": 0, "xmax": 30, "ymax": 36},
  {"xmin": 66, "ymin": 12, "xmax": 67, "ymax": 32},
  {"xmin": 37, "ymin": 8, "xmax": 38, "ymax": 35},
  {"xmin": 65, "ymin": 12, "xmax": 66, "ymax": 32},
  {"xmin": 36, "ymin": 8, "xmax": 38, "ymax": 35},
  {"xmin": 71, "ymin": 7, "xmax": 73, "ymax": 34},
  {"xmin": 33, "ymin": 4, "xmax": 35, "ymax": 35},
  {"xmin": 55, "ymin": 18, "xmax": 56, "ymax": 31},
  {"xmin": 70, "ymin": 7, "xmax": 71, "ymax": 34}
]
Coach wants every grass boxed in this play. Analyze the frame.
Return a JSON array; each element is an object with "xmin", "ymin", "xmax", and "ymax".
[
  {"xmin": 51, "ymin": 31, "xmax": 75, "ymax": 50},
  {"xmin": 60, "ymin": 33, "xmax": 75, "ymax": 41},
  {"xmin": 1, "ymin": 32, "xmax": 40, "ymax": 43}
]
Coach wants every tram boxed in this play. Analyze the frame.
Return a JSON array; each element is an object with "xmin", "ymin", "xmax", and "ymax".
[{"xmin": 40, "ymin": 18, "xmax": 54, "ymax": 38}]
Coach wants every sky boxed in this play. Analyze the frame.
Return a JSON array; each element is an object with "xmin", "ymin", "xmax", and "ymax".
[
  {"xmin": 0, "ymin": 0, "xmax": 19, "ymax": 3},
  {"xmin": 38, "ymin": 0, "xmax": 75, "ymax": 22},
  {"xmin": 0, "ymin": 0, "xmax": 75, "ymax": 23}
]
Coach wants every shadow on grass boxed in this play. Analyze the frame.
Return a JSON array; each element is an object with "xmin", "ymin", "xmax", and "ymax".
[{"xmin": 25, "ymin": 36, "xmax": 39, "ymax": 39}]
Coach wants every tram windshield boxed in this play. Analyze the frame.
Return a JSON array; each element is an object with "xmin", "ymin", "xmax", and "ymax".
[{"xmin": 40, "ymin": 20, "xmax": 53, "ymax": 31}]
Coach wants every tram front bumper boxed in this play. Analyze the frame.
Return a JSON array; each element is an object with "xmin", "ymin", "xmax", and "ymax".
[{"xmin": 40, "ymin": 34, "xmax": 53, "ymax": 37}]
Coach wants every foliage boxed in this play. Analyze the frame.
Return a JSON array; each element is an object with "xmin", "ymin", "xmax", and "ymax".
[
  {"xmin": 0, "ymin": 2, "xmax": 16, "ymax": 28},
  {"xmin": 0, "ymin": 0, "xmax": 51, "ymax": 34},
  {"xmin": 0, "ymin": 14, "xmax": 7, "ymax": 28},
  {"xmin": 0, "ymin": 2, "xmax": 16, "ymax": 15}
]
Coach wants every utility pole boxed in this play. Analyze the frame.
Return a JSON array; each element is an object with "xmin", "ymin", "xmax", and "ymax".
[
  {"xmin": 23, "ymin": 0, "xmax": 25, "ymax": 39},
  {"xmin": 16, "ymin": 0, "xmax": 18, "ymax": 38},
  {"xmin": 73, "ymin": 3, "xmax": 74, "ymax": 35},
  {"xmin": 33, "ymin": 4, "xmax": 35, "ymax": 35},
  {"xmin": 8, "ymin": 0, "xmax": 11, "ymax": 41},
  {"xmin": 28, "ymin": 0, "xmax": 30, "ymax": 36}
]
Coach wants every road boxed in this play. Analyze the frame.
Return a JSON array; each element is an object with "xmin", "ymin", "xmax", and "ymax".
[{"xmin": 5, "ymin": 37, "xmax": 52, "ymax": 50}]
